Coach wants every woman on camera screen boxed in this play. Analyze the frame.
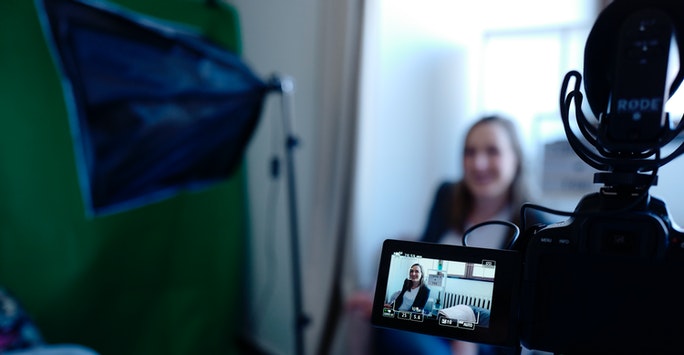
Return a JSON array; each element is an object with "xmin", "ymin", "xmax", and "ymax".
[{"xmin": 386, "ymin": 263, "xmax": 430, "ymax": 312}]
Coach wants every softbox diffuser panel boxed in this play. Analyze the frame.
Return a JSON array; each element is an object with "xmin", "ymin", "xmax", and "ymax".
[{"xmin": 36, "ymin": 0, "xmax": 269, "ymax": 216}]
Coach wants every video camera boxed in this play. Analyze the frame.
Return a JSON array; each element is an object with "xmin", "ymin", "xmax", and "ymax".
[{"xmin": 371, "ymin": 0, "xmax": 684, "ymax": 353}]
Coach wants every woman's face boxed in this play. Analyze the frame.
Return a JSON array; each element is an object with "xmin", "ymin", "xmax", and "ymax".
[
  {"xmin": 408, "ymin": 265, "xmax": 422, "ymax": 283},
  {"xmin": 463, "ymin": 122, "xmax": 518, "ymax": 200}
]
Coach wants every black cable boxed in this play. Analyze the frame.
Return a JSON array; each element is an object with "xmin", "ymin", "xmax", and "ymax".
[
  {"xmin": 462, "ymin": 220, "xmax": 520, "ymax": 250},
  {"xmin": 560, "ymin": 86, "xmax": 611, "ymax": 171},
  {"xmin": 563, "ymin": 70, "xmax": 599, "ymax": 148}
]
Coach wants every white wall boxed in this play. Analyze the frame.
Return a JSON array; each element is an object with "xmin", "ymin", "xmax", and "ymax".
[{"xmin": 354, "ymin": 0, "xmax": 479, "ymax": 290}]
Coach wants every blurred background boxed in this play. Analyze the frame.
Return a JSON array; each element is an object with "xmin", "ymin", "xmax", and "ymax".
[{"xmin": 3, "ymin": 0, "xmax": 684, "ymax": 354}]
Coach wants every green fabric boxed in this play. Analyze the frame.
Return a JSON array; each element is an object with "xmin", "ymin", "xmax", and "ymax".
[{"xmin": 0, "ymin": 1, "xmax": 247, "ymax": 354}]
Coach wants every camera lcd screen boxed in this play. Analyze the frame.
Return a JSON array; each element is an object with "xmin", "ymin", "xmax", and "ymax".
[{"xmin": 371, "ymin": 239, "xmax": 522, "ymax": 346}]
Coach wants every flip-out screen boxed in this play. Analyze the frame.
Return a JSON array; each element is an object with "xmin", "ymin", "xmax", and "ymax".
[{"xmin": 371, "ymin": 239, "xmax": 522, "ymax": 346}]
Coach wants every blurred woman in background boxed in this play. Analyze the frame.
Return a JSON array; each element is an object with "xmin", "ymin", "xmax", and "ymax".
[{"xmin": 349, "ymin": 115, "xmax": 548, "ymax": 355}]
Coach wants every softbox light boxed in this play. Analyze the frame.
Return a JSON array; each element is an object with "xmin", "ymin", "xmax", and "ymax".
[{"xmin": 36, "ymin": 0, "xmax": 273, "ymax": 216}]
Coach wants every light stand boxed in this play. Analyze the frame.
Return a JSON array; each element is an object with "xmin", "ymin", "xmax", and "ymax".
[{"xmin": 269, "ymin": 75, "xmax": 309, "ymax": 355}]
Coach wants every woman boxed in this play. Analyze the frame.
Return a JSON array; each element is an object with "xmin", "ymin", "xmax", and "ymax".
[
  {"xmin": 387, "ymin": 263, "xmax": 430, "ymax": 312},
  {"xmin": 352, "ymin": 115, "xmax": 545, "ymax": 354},
  {"xmin": 421, "ymin": 114, "xmax": 538, "ymax": 248},
  {"xmin": 372, "ymin": 115, "xmax": 544, "ymax": 355},
  {"xmin": 417, "ymin": 115, "xmax": 546, "ymax": 355}
]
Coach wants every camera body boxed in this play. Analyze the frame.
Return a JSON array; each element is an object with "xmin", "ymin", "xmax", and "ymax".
[
  {"xmin": 518, "ymin": 190, "xmax": 684, "ymax": 353},
  {"xmin": 372, "ymin": 192, "xmax": 684, "ymax": 353},
  {"xmin": 521, "ymin": 0, "xmax": 684, "ymax": 349}
]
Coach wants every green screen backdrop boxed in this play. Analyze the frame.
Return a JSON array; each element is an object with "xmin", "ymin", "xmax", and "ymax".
[{"xmin": 0, "ymin": 1, "xmax": 249, "ymax": 354}]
